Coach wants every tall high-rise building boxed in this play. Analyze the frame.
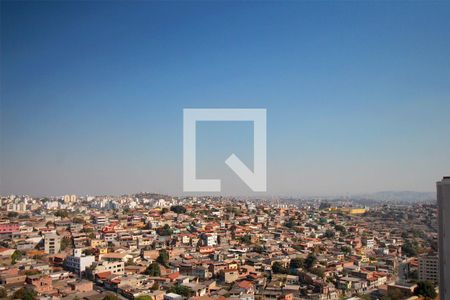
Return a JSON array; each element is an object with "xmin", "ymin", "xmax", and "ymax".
[
  {"xmin": 418, "ymin": 255, "xmax": 439, "ymax": 283},
  {"xmin": 437, "ymin": 176, "xmax": 450, "ymax": 300}
]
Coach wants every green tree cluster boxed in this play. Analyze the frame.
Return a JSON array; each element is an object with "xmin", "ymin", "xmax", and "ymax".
[
  {"xmin": 304, "ymin": 254, "xmax": 317, "ymax": 270},
  {"xmin": 239, "ymin": 235, "xmax": 252, "ymax": 244},
  {"xmin": 170, "ymin": 205, "xmax": 187, "ymax": 214},
  {"xmin": 167, "ymin": 285, "xmax": 194, "ymax": 297},
  {"xmin": 414, "ymin": 281, "xmax": 437, "ymax": 300},
  {"xmin": 61, "ymin": 236, "xmax": 72, "ymax": 250},
  {"xmin": 156, "ymin": 249, "xmax": 170, "ymax": 266},
  {"xmin": 156, "ymin": 224, "xmax": 173, "ymax": 236},
  {"xmin": 144, "ymin": 262, "xmax": 161, "ymax": 276},
  {"xmin": 402, "ymin": 240, "xmax": 419, "ymax": 257},
  {"xmin": 13, "ymin": 287, "xmax": 36, "ymax": 300},
  {"xmin": 272, "ymin": 261, "xmax": 288, "ymax": 274},
  {"xmin": 11, "ymin": 250, "xmax": 23, "ymax": 264},
  {"xmin": 54, "ymin": 209, "xmax": 69, "ymax": 218},
  {"xmin": 289, "ymin": 257, "xmax": 304, "ymax": 269}
]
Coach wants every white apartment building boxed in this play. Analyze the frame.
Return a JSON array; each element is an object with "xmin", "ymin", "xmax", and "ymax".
[
  {"xmin": 94, "ymin": 215, "xmax": 108, "ymax": 225},
  {"xmin": 64, "ymin": 249, "xmax": 95, "ymax": 276},
  {"xmin": 202, "ymin": 233, "xmax": 218, "ymax": 246},
  {"xmin": 362, "ymin": 237, "xmax": 375, "ymax": 249},
  {"xmin": 45, "ymin": 201, "xmax": 60, "ymax": 210}
]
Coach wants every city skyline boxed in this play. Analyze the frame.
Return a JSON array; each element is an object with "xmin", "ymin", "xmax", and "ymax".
[{"xmin": 1, "ymin": 1, "xmax": 450, "ymax": 196}]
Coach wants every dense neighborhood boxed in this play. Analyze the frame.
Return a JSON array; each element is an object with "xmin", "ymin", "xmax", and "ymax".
[{"xmin": 0, "ymin": 194, "xmax": 439, "ymax": 300}]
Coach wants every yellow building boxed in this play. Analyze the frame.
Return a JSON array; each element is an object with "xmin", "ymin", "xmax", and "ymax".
[
  {"xmin": 329, "ymin": 207, "xmax": 366, "ymax": 215},
  {"xmin": 348, "ymin": 208, "xmax": 366, "ymax": 214},
  {"xmin": 90, "ymin": 239, "xmax": 105, "ymax": 248}
]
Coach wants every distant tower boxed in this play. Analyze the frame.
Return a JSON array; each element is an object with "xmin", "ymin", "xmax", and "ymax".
[
  {"xmin": 437, "ymin": 176, "xmax": 450, "ymax": 300},
  {"xmin": 64, "ymin": 194, "xmax": 77, "ymax": 203}
]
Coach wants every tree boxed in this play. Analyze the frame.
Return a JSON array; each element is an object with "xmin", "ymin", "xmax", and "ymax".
[
  {"xmin": 156, "ymin": 249, "xmax": 169, "ymax": 266},
  {"xmin": 285, "ymin": 219, "xmax": 296, "ymax": 229},
  {"xmin": 167, "ymin": 285, "xmax": 194, "ymax": 297},
  {"xmin": 239, "ymin": 235, "xmax": 252, "ymax": 244},
  {"xmin": 341, "ymin": 246, "xmax": 351, "ymax": 255},
  {"xmin": 13, "ymin": 287, "xmax": 36, "ymax": 300},
  {"xmin": 414, "ymin": 281, "xmax": 437, "ymax": 300},
  {"xmin": 11, "ymin": 250, "xmax": 23, "ymax": 264},
  {"xmin": 150, "ymin": 282, "xmax": 160, "ymax": 290},
  {"xmin": 61, "ymin": 236, "xmax": 72, "ymax": 250},
  {"xmin": 72, "ymin": 217, "xmax": 85, "ymax": 224},
  {"xmin": 335, "ymin": 225, "xmax": 347, "ymax": 234},
  {"xmin": 0, "ymin": 287, "xmax": 7, "ymax": 298},
  {"xmin": 356, "ymin": 294, "xmax": 371, "ymax": 300},
  {"xmin": 83, "ymin": 248, "xmax": 95, "ymax": 256},
  {"xmin": 102, "ymin": 295, "xmax": 120, "ymax": 300},
  {"xmin": 324, "ymin": 229, "xmax": 336, "ymax": 238},
  {"xmin": 402, "ymin": 240, "xmax": 418, "ymax": 257},
  {"xmin": 310, "ymin": 267, "xmax": 326, "ymax": 278},
  {"xmin": 156, "ymin": 224, "xmax": 173, "ymax": 236},
  {"xmin": 290, "ymin": 257, "xmax": 304, "ymax": 269},
  {"xmin": 272, "ymin": 261, "xmax": 288, "ymax": 274},
  {"xmin": 144, "ymin": 262, "xmax": 161, "ymax": 276},
  {"xmin": 54, "ymin": 209, "xmax": 69, "ymax": 218},
  {"xmin": 231, "ymin": 207, "xmax": 241, "ymax": 216},
  {"xmin": 25, "ymin": 269, "xmax": 41, "ymax": 276},
  {"xmin": 135, "ymin": 296, "xmax": 152, "ymax": 300},
  {"xmin": 304, "ymin": 254, "xmax": 317, "ymax": 270},
  {"xmin": 18, "ymin": 214, "xmax": 30, "ymax": 220},
  {"xmin": 253, "ymin": 245, "xmax": 265, "ymax": 254},
  {"xmin": 81, "ymin": 227, "xmax": 94, "ymax": 233},
  {"xmin": 292, "ymin": 245, "xmax": 303, "ymax": 252},
  {"xmin": 170, "ymin": 205, "xmax": 186, "ymax": 214},
  {"xmin": 7, "ymin": 211, "xmax": 19, "ymax": 218}
]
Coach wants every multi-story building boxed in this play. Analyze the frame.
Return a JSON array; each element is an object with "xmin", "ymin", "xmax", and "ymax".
[
  {"xmin": 90, "ymin": 261, "xmax": 125, "ymax": 275},
  {"xmin": 63, "ymin": 194, "xmax": 77, "ymax": 203},
  {"xmin": 64, "ymin": 249, "xmax": 95, "ymax": 276},
  {"xmin": 438, "ymin": 176, "xmax": 450, "ymax": 300},
  {"xmin": 6, "ymin": 203, "xmax": 27, "ymax": 213},
  {"xmin": 44, "ymin": 233, "xmax": 61, "ymax": 254},
  {"xmin": 26, "ymin": 275, "xmax": 53, "ymax": 294},
  {"xmin": 94, "ymin": 215, "xmax": 108, "ymax": 225},
  {"xmin": 418, "ymin": 255, "xmax": 439, "ymax": 283},
  {"xmin": 202, "ymin": 233, "xmax": 218, "ymax": 246},
  {"xmin": 362, "ymin": 237, "xmax": 375, "ymax": 249},
  {"xmin": 0, "ymin": 222, "xmax": 19, "ymax": 233}
]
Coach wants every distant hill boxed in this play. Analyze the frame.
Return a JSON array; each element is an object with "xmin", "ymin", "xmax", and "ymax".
[{"xmin": 355, "ymin": 191, "xmax": 435, "ymax": 202}]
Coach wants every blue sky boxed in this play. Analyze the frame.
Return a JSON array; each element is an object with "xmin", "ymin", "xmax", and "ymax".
[{"xmin": 1, "ymin": 1, "xmax": 449, "ymax": 196}]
